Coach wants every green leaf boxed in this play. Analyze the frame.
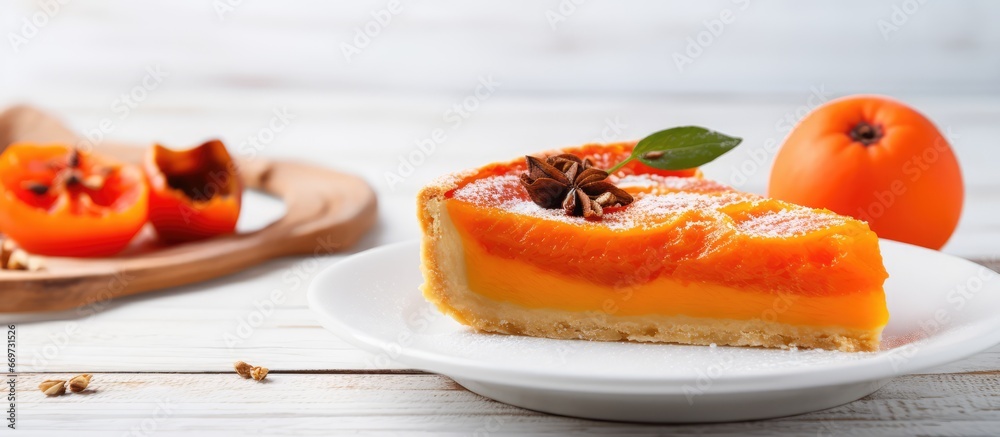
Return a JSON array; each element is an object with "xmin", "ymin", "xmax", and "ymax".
[{"xmin": 607, "ymin": 126, "xmax": 742, "ymax": 173}]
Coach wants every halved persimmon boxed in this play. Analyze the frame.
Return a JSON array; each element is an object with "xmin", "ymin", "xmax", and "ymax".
[
  {"xmin": 0, "ymin": 143, "xmax": 148, "ymax": 257},
  {"xmin": 144, "ymin": 140, "xmax": 242, "ymax": 243}
]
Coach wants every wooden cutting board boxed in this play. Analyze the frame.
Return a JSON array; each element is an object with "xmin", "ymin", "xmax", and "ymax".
[{"xmin": 0, "ymin": 105, "xmax": 377, "ymax": 313}]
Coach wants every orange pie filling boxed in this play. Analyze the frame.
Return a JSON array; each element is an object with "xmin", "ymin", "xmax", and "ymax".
[
  {"xmin": 419, "ymin": 143, "xmax": 890, "ymax": 351},
  {"xmin": 454, "ymin": 226, "xmax": 888, "ymax": 331}
]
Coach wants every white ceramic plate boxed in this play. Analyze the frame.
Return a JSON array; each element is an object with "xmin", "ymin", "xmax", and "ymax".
[{"xmin": 308, "ymin": 240, "xmax": 1000, "ymax": 423}]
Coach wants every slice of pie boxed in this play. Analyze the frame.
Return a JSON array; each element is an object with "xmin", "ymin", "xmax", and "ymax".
[{"xmin": 417, "ymin": 143, "xmax": 889, "ymax": 352}]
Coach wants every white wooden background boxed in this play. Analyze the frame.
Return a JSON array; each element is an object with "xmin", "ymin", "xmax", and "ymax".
[{"xmin": 3, "ymin": 1, "xmax": 999, "ymax": 435}]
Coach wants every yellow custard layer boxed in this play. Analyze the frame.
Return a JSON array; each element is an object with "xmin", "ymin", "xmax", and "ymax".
[{"xmin": 459, "ymin": 231, "xmax": 889, "ymax": 331}]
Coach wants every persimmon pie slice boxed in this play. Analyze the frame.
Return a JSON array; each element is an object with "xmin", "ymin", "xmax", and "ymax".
[{"xmin": 417, "ymin": 143, "xmax": 888, "ymax": 352}]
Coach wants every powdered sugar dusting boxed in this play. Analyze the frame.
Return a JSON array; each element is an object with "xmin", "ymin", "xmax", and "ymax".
[
  {"xmin": 451, "ymin": 174, "xmax": 526, "ymax": 206},
  {"xmin": 617, "ymin": 174, "xmax": 730, "ymax": 193},
  {"xmin": 451, "ymin": 173, "xmax": 849, "ymax": 237},
  {"xmin": 734, "ymin": 208, "xmax": 848, "ymax": 238}
]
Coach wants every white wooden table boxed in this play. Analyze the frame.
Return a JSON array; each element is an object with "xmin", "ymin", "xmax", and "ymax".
[
  {"xmin": 4, "ymin": 1, "xmax": 1000, "ymax": 434},
  {"xmin": 3, "ymin": 93, "xmax": 996, "ymax": 436}
]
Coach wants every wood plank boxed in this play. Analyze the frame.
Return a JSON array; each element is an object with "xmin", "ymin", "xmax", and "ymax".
[{"xmin": 13, "ymin": 372, "xmax": 1000, "ymax": 435}]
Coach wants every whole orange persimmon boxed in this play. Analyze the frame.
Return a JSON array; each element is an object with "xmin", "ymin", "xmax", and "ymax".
[{"xmin": 768, "ymin": 95, "xmax": 963, "ymax": 250}]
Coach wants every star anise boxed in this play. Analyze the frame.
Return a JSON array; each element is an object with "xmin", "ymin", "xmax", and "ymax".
[{"xmin": 519, "ymin": 154, "xmax": 633, "ymax": 219}]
